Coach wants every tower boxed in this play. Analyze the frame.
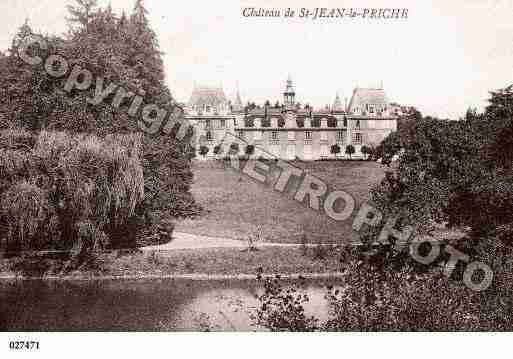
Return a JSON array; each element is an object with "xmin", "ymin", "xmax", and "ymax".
[
  {"xmin": 233, "ymin": 82, "xmax": 243, "ymax": 112},
  {"xmin": 283, "ymin": 74, "xmax": 295, "ymax": 110},
  {"xmin": 333, "ymin": 92, "xmax": 344, "ymax": 112}
]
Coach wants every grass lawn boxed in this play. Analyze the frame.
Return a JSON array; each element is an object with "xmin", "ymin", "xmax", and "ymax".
[{"xmin": 175, "ymin": 160, "xmax": 386, "ymax": 244}]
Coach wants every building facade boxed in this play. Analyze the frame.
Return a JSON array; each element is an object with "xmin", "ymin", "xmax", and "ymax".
[{"xmin": 186, "ymin": 77, "xmax": 399, "ymax": 160}]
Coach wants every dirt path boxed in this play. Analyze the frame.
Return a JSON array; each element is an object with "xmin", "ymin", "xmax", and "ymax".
[
  {"xmin": 141, "ymin": 232, "xmax": 304, "ymax": 251},
  {"xmin": 142, "ymin": 228, "xmax": 466, "ymax": 252}
]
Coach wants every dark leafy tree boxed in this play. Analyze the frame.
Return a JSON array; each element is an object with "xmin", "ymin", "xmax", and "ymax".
[
  {"xmin": 361, "ymin": 145, "xmax": 373, "ymax": 160},
  {"xmin": 199, "ymin": 145, "xmax": 209, "ymax": 156},
  {"xmin": 330, "ymin": 144, "xmax": 341, "ymax": 156},
  {"xmin": 230, "ymin": 143, "xmax": 240, "ymax": 154},
  {"xmin": 345, "ymin": 144, "xmax": 355, "ymax": 159},
  {"xmin": 245, "ymin": 145, "xmax": 255, "ymax": 156},
  {"xmin": 213, "ymin": 145, "xmax": 223, "ymax": 155}
]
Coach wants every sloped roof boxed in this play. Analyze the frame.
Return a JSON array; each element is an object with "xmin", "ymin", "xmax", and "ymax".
[
  {"xmin": 189, "ymin": 85, "xmax": 227, "ymax": 108},
  {"xmin": 348, "ymin": 88, "xmax": 389, "ymax": 112}
]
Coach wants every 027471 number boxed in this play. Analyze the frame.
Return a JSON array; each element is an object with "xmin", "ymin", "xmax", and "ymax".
[{"xmin": 9, "ymin": 341, "xmax": 40, "ymax": 350}]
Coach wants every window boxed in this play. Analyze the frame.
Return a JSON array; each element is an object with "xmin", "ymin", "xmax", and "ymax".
[
  {"xmin": 206, "ymin": 105, "xmax": 211, "ymax": 112},
  {"xmin": 237, "ymin": 130, "xmax": 245, "ymax": 139},
  {"xmin": 205, "ymin": 120, "xmax": 211, "ymax": 128},
  {"xmin": 305, "ymin": 131, "xmax": 312, "ymax": 140},
  {"xmin": 343, "ymin": 117, "xmax": 348, "ymax": 127},
  {"xmin": 337, "ymin": 130, "xmax": 346, "ymax": 142},
  {"xmin": 356, "ymin": 120, "xmax": 361, "ymax": 129},
  {"xmin": 369, "ymin": 105, "xmax": 374, "ymax": 114},
  {"xmin": 206, "ymin": 131, "xmax": 213, "ymax": 141},
  {"xmin": 271, "ymin": 131, "xmax": 278, "ymax": 141},
  {"xmin": 353, "ymin": 132, "xmax": 362, "ymax": 144},
  {"xmin": 220, "ymin": 119, "xmax": 226, "ymax": 128}
]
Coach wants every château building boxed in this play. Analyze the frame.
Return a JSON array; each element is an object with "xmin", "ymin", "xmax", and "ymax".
[{"xmin": 186, "ymin": 77, "xmax": 400, "ymax": 160}]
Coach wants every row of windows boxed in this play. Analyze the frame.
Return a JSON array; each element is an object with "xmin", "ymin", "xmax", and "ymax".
[
  {"xmin": 204, "ymin": 119, "xmax": 227, "ymax": 128},
  {"xmin": 205, "ymin": 130, "xmax": 354, "ymax": 142},
  {"xmin": 242, "ymin": 118, "xmax": 346, "ymax": 128},
  {"xmin": 202, "ymin": 118, "xmax": 365, "ymax": 130}
]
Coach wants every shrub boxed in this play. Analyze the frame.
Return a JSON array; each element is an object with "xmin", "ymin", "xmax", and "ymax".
[
  {"xmin": 255, "ymin": 275, "xmax": 318, "ymax": 331},
  {"xmin": 256, "ymin": 256, "xmax": 512, "ymax": 331}
]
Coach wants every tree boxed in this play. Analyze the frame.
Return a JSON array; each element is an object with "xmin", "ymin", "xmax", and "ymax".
[
  {"xmin": 213, "ymin": 145, "xmax": 223, "ymax": 155},
  {"xmin": 0, "ymin": 2, "xmax": 199, "ymax": 244},
  {"xmin": 199, "ymin": 145, "xmax": 209, "ymax": 156},
  {"xmin": 330, "ymin": 144, "xmax": 341, "ymax": 157},
  {"xmin": 373, "ymin": 131, "xmax": 401, "ymax": 165},
  {"xmin": 66, "ymin": 0, "xmax": 98, "ymax": 32},
  {"xmin": 345, "ymin": 144, "xmax": 355, "ymax": 159},
  {"xmin": 363, "ymin": 87, "xmax": 513, "ymax": 249},
  {"xmin": 245, "ymin": 145, "xmax": 255, "ymax": 156},
  {"xmin": 230, "ymin": 143, "xmax": 240, "ymax": 155},
  {"xmin": 361, "ymin": 145, "xmax": 373, "ymax": 160}
]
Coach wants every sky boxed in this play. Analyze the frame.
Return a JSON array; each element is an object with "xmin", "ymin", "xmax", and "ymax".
[{"xmin": 0, "ymin": 0, "xmax": 512, "ymax": 119}]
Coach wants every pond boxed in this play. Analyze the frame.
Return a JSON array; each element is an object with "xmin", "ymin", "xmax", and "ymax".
[{"xmin": 0, "ymin": 278, "xmax": 342, "ymax": 331}]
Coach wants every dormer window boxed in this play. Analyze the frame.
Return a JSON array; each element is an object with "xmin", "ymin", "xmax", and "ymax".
[{"xmin": 369, "ymin": 106, "xmax": 375, "ymax": 114}]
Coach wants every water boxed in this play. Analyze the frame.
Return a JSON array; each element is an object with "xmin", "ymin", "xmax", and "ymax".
[{"xmin": 0, "ymin": 278, "xmax": 341, "ymax": 331}]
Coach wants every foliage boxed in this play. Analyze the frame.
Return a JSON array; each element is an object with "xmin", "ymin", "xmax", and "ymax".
[
  {"xmin": 345, "ymin": 144, "xmax": 355, "ymax": 158},
  {"xmin": 229, "ymin": 143, "xmax": 240, "ymax": 154},
  {"xmin": 0, "ymin": 1, "xmax": 199, "ymax": 232},
  {"xmin": 360, "ymin": 145, "xmax": 373, "ymax": 160},
  {"xmin": 199, "ymin": 145, "xmax": 209, "ymax": 156},
  {"xmin": 213, "ymin": 145, "xmax": 223, "ymax": 155},
  {"xmin": 365, "ymin": 86, "xmax": 513, "ymax": 249},
  {"xmin": 330, "ymin": 144, "xmax": 340, "ymax": 155},
  {"xmin": 255, "ymin": 275, "xmax": 318, "ymax": 331},
  {"xmin": 0, "ymin": 129, "xmax": 146, "ymax": 255},
  {"xmin": 373, "ymin": 131, "xmax": 401, "ymax": 164},
  {"xmin": 256, "ymin": 249, "xmax": 513, "ymax": 331},
  {"xmin": 245, "ymin": 145, "xmax": 255, "ymax": 156}
]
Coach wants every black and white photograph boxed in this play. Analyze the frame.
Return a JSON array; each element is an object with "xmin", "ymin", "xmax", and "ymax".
[{"xmin": 0, "ymin": 0, "xmax": 512, "ymax": 356}]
